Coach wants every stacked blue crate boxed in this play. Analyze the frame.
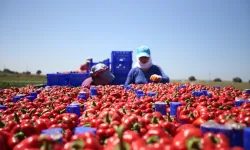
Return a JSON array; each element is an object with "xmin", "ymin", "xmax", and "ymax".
[
  {"xmin": 111, "ymin": 51, "xmax": 133, "ymax": 73},
  {"xmin": 111, "ymin": 51, "xmax": 133, "ymax": 85},
  {"xmin": 89, "ymin": 58, "xmax": 110, "ymax": 69},
  {"xmin": 69, "ymin": 73, "xmax": 90, "ymax": 87},
  {"xmin": 47, "ymin": 74, "xmax": 69, "ymax": 86}
]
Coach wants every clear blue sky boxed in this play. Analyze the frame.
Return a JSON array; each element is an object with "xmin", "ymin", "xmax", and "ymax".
[{"xmin": 0, "ymin": 0, "xmax": 249, "ymax": 81}]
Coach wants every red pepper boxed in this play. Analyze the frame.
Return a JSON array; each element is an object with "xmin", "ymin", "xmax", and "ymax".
[
  {"xmin": 54, "ymin": 113, "xmax": 78, "ymax": 130},
  {"xmin": 161, "ymin": 121, "xmax": 179, "ymax": 136},
  {"xmin": 192, "ymin": 117, "xmax": 207, "ymax": 127},
  {"xmin": 104, "ymin": 125, "xmax": 145, "ymax": 150},
  {"xmin": 98, "ymin": 109, "xmax": 121, "ymax": 124},
  {"xmin": 13, "ymin": 135, "xmax": 55, "ymax": 150},
  {"xmin": 121, "ymin": 115, "xmax": 143, "ymax": 133},
  {"xmin": 202, "ymin": 132, "xmax": 230, "ymax": 150},
  {"xmin": 8, "ymin": 132, "xmax": 26, "ymax": 149},
  {"xmin": 178, "ymin": 107, "xmax": 198, "ymax": 124},
  {"xmin": 0, "ymin": 130, "xmax": 11, "ymax": 150},
  {"xmin": 90, "ymin": 118, "xmax": 103, "ymax": 128},
  {"xmin": 33, "ymin": 119, "xmax": 49, "ymax": 134},
  {"xmin": 63, "ymin": 132, "xmax": 102, "ymax": 150},
  {"xmin": 143, "ymin": 112, "xmax": 164, "ymax": 125},
  {"xmin": 172, "ymin": 126, "xmax": 203, "ymax": 150},
  {"xmin": 142, "ymin": 128, "xmax": 171, "ymax": 146}
]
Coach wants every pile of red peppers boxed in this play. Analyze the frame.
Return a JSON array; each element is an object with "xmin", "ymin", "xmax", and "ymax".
[{"xmin": 0, "ymin": 83, "xmax": 249, "ymax": 150}]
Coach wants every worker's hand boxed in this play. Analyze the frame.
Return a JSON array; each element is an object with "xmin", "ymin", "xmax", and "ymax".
[{"xmin": 150, "ymin": 74, "xmax": 162, "ymax": 82}]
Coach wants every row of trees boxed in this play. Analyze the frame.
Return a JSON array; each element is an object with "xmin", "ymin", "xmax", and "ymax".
[
  {"xmin": 188, "ymin": 76, "xmax": 249, "ymax": 83},
  {"xmin": 0, "ymin": 69, "xmax": 42, "ymax": 75}
]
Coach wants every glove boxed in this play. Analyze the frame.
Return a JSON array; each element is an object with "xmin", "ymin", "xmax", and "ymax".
[{"xmin": 150, "ymin": 74, "xmax": 162, "ymax": 82}]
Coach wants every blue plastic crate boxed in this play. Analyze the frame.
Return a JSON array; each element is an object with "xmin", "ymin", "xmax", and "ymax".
[
  {"xmin": 69, "ymin": 73, "xmax": 90, "ymax": 87},
  {"xmin": 47, "ymin": 74, "xmax": 69, "ymax": 86},
  {"xmin": 111, "ymin": 51, "xmax": 133, "ymax": 62},
  {"xmin": 111, "ymin": 61, "xmax": 133, "ymax": 74},
  {"xmin": 89, "ymin": 58, "xmax": 110, "ymax": 69},
  {"xmin": 112, "ymin": 73, "xmax": 128, "ymax": 85},
  {"xmin": 111, "ymin": 51, "xmax": 133, "ymax": 74}
]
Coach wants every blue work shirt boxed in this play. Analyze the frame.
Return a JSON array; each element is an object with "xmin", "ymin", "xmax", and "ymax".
[{"xmin": 125, "ymin": 65, "xmax": 170, "ymax": 85}]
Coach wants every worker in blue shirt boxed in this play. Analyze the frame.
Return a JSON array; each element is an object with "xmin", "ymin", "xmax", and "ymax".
[{"xmin": 125, "ymin": 46, "xmax": 170, "ymax": 85}]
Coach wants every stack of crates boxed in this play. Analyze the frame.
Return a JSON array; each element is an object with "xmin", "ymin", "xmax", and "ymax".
[
  {"xmin": 111, "ymin": 51, "xmax": 133, "ymax": 85},
  {"xmin": 46, "ymin": 51, "xmax": 133, "ymax": 86}
]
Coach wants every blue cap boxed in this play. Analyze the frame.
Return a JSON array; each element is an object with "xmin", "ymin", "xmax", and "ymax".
[
  {"xmin": 137, "ymin": 93, "xmax": 145, "ymax": 98},
  {"xmin": 154, "ymin": 102, "xmax": 167, "ymax": 115},
  {"xmin": 41, "ymin": 128, "xmax": 63, "ymax": 143},
  {"xmin": 170, "ymin": 102, "xmax": 182, "ymax": 116},
  {"xmin": 12, "ymin": 96, "xmax": 21, "ymax": 103},
  {"xmin": 136, "ymin": 46, "xmax": 151, "ymax": 58},
  {"xmin": 0, "ymin": 105, "xmax": 6, "ymax": 110},
  {"xmin": 18, "ymin": 94, "xmax": 25, "ymax": 98},
  {"xmin": 78, "ymin": 92, "xmax": 88, "ymax": 100},
  {"xmin": 74, "ymin": 127, "xmax": 97, "ymax": 135},
  {"xmin": 148, "ymin": 92, "xmax": 156, "ymax": 97},
  {"xmin": 90, "ymin": 87, "xmax": 98, "ymax": 96},
  {"xmin": 26, "ymin": 96, "xmax": 36, "ymax": 102},
  {"xmin": 42, "ymin": 128, "xmax": 63, "ymax": 134},
  {"xmin": 235, "ymin": 100, "xmax": 249, "ymax": 107},
  {"xmin": 66, "ymin": 105, "xmax": 81, "ymax": 117},
  {"xmin": 125, "ymin": 86, "xmax": 131, "ymax": 91},
  {"xmin": 244, "ymin": 89, "xmax": 250, "ymax": 94},
  {"xmin": 30, "ymin": 92, "xmax": 37, "ymax": 97},
  {"xmin": 136, "ymin": 90, "xmax": 143, "ymax": 94},
  {"xmin": 178, "ymin": 85, "xmax": 186, "ymax": 91}
]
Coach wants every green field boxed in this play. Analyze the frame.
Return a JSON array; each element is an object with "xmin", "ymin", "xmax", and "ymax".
[
  {"xmin": 0, "ymin": 73, "xmax": 46, "ymax": 88},
  {"xmin": 0, "ymin": 73, "xmax": 249, "ymax": 90},
  {"xmin": 171, "ymin": 80, "xmax": 250, "ymax": 90}
]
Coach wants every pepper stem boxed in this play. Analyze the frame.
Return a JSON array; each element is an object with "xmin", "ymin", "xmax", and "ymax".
[
  {"xmin": 166, "ymin": 113, "xmax": 173, "ymax": 122},
  {"xmin": 59, "ymin": 109, "xmax": 66, "ymax": 114},
  {"xmin": 151, "ymin": 116, "xmax": 159, "ymax": 124},
  {"xmin": 83, "ymin": 111, "xmax": 88, "ymax": 118},
  {"xmin": 40, "ymin": 109, "xmax": 51, "ymax": 116},
  {"xmin": 29, "ymin": 108, "xmax": 36, "ymax": 119},
  {"xmin": 186, "ymin": 137, "xmax": 202, "ymax": 150},
  {"xmin": 14, "ymin": 112, "xmax": 20, "ymax": 123},
  {"xmin": 146, "ymin": 136, "xmax": 160, "ymax": 144},
  {"xmin": 188, "ymin": 112, "xmax": 195, "ymax": 118},
  {"xmin": 131, "ymin": 122, "xmax": 141, "ymax": 132},
  {"xmin": 209, "ymin": 135, "xmax": 219, "ymax": 144},
  {"xmin": 83, "ymin": 122, "xmax": 91, "ymax": 127},
  {"xmin": 225, "ymin": 114, "xmax": 232, "ymax": 120},
  {"xmin": 91, "ymin": 101, "xmax": 97, "ymax": 106},
  {"xmin": 14, "ymin": 132, "xmax": 26, "ymax": 140},
  {"xmin": 71, "ymin": 140, "xmax": 85, "ymax": 149},
  {"xmin": 104, "ymin": 113, "xmax": 111, "ymax": 124},
  {"xmin": 20, "ymin": 109, "xmax": 27, "ymax": 114},
  {"xmin": 114, "ymin": 125, "xmax": 126, "ymax": 150},
  {"xmin": 0, "ymin": 120, "xmax": 5, "ymax": 128}
]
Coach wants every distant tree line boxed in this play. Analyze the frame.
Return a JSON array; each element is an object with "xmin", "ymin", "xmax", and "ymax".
[
  {"xmin": 188, "ymin": 76, "xmax": 247, "ymax": 83},
  {"xmin": 0, "ymin": 68, "xmax": 42, "ymax": 75}
]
